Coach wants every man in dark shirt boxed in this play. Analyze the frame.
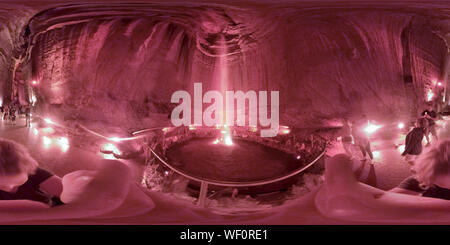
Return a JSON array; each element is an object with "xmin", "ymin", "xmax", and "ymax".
[
  {"xmin": 421, "ymin": 104, "xmax": 438, "ymax": 145},
  {"xmin": 392, "ymin": 176, "xmax": 450, "ymax": 201}
]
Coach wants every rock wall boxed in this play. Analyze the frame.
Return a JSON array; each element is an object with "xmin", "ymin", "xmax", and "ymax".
[{"xmin": 0, "ymin": 1, "xmax": 449, "ymax": 130}]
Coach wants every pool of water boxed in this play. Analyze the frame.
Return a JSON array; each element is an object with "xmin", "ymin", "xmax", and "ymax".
[{"xmin": 166, "ymin": 137, "xmax": 302, "ymax": 182}]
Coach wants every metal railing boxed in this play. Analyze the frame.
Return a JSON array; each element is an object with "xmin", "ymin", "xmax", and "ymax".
[
  {"xmin": 34, "ymin": 121, "xmax": 326, "ymax": 207},
  {"xmin": 145, "ymin": 143, "xmax": 326, "ymax": 207}
]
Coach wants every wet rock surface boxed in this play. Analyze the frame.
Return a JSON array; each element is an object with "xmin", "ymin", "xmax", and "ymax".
[{"xmin": 0, "ymin": 1, "xmax": 448, "ymax": 133}]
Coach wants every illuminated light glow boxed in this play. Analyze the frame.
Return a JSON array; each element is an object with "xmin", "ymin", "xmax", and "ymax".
[
  {"xmin": 44, "ymin": 118, "xmax": 54, "ymax": 124},
  {"xmin": 427, "ymin": 89, "xmax": 434, "ymax": 102},
  {"xmin": 32, "ymin": 128, "xmax": 39, "ymax": 136},
  {"xmin": 432, "ymin": 80, "xmax": 437, "ymax": 85},
  {"xmin": 56, "ymin": 137, "xmax": 70, "ymax": 152},
  {"xmin": 279, "ymin": 125, "xmax": 291, "ymax": 134},
  {"xmin": 57, "ymin": 137, "xmax": 69, "ymax": 145},
  {"xmin": 103, "ymin": 143, "xmax": 120, "ymax": 154},
  {"xmin": 0, "ymin": 99, "xmax": 2, "ymax": 107},
  {"xmin": 224, "ymin": 135, "xmax": 233, "ymax": 146},
  {"xmin": 189, "ymin": 125, "xmax": 196, "ymax": 130},
  {"xmin": 296, "ymin": 155, "xmax": 301, "ymax": 160},
  {"xmin": 435, "ymin": 120, "xmax": 444, "ymax": 126},
  {"xmin": 162, "ymin": 127, "xmax": 169, "ymax": 132},
  {"xmin": 42, "ymin": 136, "xmax": 52, "ymax": 146},
  {"xmin": 212, "ymin": 125, "xmax": 234, "ymax": 146},
  {"xmin": 108, "ymin": 136, "xmax": 140, "ymax": 142},
  {"xmin": 102, "ymin": 154, "xmax": 116, "ymax": 160},
  {"xmin": 251, "ymin": 126, "xmax": 258, "ymax": 132},
  {"xmin": 102, "ymin": 143, "xmax": 121, "ymax": 156},
  {"xmin": 364, "ymin": 123, "xmax": 382, "ymax": 135},
  {"xmin": 31, "ymin": 95, "xmax": 37, "ymax": 105},
  {"xmin": 31, "ymin": 80, "xmax": 38, "ymax": 85},
  {"xmin": 60, "ymin": 144, "xmax": 69, "ymax": 152},
  {"xmin": 223, "ymin": 124, "xmax": 233, "ymax": 146},
  {"xmin": 41, "ymin": 127, "xmax": 55, "ymax": 134},
  {"xmin": 438, "ymin": 82, "xmax": 442, "ymax": 86},
  {"xmin": 109, "ymin": 137, "xmax": 121, "ymax": 142},
  {"xmin": 398, "ymin": 123, "xmax": 405, "ymax": 129},
  {"xmin": 398, "ymin": 145, "xmax": 405, "ymax": 154},
  {"xmin": 373, "ymin": 151, "xmax": 381, "ymax": 159},
  {"xmin": 279, "ymin": 128, "xmax": 291, "ymax": 135}
]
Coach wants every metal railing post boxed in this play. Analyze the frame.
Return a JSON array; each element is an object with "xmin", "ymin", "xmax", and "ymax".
[{"xmin": 197, "ymin": 181, "xmax": 208, "ymax": 207}]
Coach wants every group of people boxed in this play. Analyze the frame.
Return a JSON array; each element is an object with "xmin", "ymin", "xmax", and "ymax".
[
  {"xmin": 392, "ymin": 140, "xmax": 450, "ymax": 200},
  {"xmin": 390, "ymin": 103, "xmax": 449, "ymax": 200},
  {"xmin": 337, "ymin": 104, "xmax": 450, "ymax": 201},
  {"xmin": 0, "ymin": 103, "xmax": 32, "ymax": 127},
  {"xmin": 401, "ymin": 103, "xmax": 439, "ymax": 163},
  {"xmin": 341, "ymin": 103, "xmax": 442, "ymax": 166},
  {"xmin": 1, "ymin": 103, "xmax": 17, "ymax": 125}
]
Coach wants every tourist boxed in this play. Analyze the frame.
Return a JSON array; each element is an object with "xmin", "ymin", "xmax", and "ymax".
[
  {"xmin": 9, "ymin": 105, "xmax": 16, "ymax": 125},
  {"xmin": 391, "ymin": 140, "xmax": 450, "ymax": 200},
  {"xmin": 351, "ymin": 115, "xmax": 374, "ymax": 163},
  {"xmin": 401, "ymin": 117, "xmax": 428, "ymax": 163},
  {"xmin": 421, "ymin": 103, "xmax": 438, "ymax": 145},
  {"xmin": 341, "ymin": 118, "xmax": 354, "ymax": 157},
  {"xmin": 0, "ymin": 137, "xmax": 64, "ymax": 206},
  {"xmin": 3, "ymin": 105, "xmax": 9, "ymax": 122},
  {"xmin": 25, "ymin": 106, "xmax": 31, "ymax": 127}
]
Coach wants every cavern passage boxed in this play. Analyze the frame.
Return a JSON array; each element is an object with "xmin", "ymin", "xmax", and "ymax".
[
  {"xmin": 3, "ymin": 0, "xmax": 449, "ymax": 129},
  {"xmin": 0, "ymin": 0, "xmax": 450, "ymax": 225}
]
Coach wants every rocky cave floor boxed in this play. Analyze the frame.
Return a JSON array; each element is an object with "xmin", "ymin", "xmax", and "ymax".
[{"xmin": 1, "ymin": 114, "xmax": 449, "ymax": 210}]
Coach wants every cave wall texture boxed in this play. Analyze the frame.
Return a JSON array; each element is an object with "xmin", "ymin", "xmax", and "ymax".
[{"xmin": 0, "ymin": 1, "xmax": 449, "ymax": 131}]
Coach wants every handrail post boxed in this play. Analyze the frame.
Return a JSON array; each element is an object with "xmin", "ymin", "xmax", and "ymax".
[{"xmin": 198, "ymin": 181, "xmax": 208, "ymax": 207}]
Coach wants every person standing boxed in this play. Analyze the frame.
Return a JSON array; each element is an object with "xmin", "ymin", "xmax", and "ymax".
[
  {"xmin": 3, "ymin": 105, "xmax": 9, "ymax": 122},
  {"xmin": 351, "ymin": 115, "xmax": 374, "ymax": 164},
  {"xmin": 401, "ymin": 117, "xmax": 428, "ymax": 163},
  {"xmin": 421, "ymin": 104, "xmax": 438, "ymax": 145},
  {"xmin": 9, "ymin": 104, "xmax": 16, "ymax": 125},
  {"xmin": 392, "ymin": 140, "xmax": 450, "ymax": 200},
  {"xmin": 341, "ymin": 118, "xmax": 354, "ymax": 157},
  {"xmin": 25, "ymin": 106, "xmax": 31, "ymax": 127}
]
